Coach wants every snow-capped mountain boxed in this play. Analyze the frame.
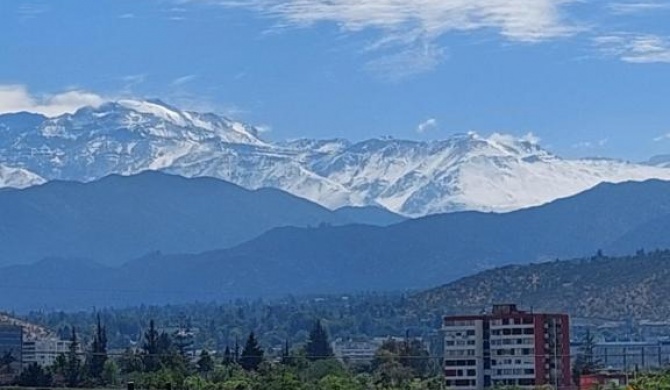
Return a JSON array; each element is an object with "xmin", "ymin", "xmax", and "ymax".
[
  {"xmin": 1, "ymin": 99, "xmax": 670, "ymax": 216},
  {"xmin": 0, "ymin": 164, "xmax": 45, "ymax": 189}
]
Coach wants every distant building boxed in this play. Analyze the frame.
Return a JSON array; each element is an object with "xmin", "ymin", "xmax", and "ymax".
[
  {"xmin": 22, "ymin": 339, "xmax": 72, "ymax": 368},
  {"xmin": 331, "ymin": 338, "xmax": 385, "ymax": 363},
  {"xmin": 443, "ymin": 304, "xmax": 571, "ymax": 390},
  {"xmin": 571, "ymin": 339, "xmax": 670, "ymax": 372},
  {"xmin": 331, "ymin": 336, "xmax": 413, "ymax": 364},
  {"xmin": 0, "ymin": 325, "xmax": 23, "ymax": 375}
]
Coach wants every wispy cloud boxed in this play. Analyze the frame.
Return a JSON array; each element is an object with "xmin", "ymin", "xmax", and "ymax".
[
  {"xmin": 171, "ymin": 74, "xmax": 198, "ymax": 86},
  {"xmin": 255, "ymin": 124, "xmax": 272, "ymax": 133},
  {"xmin": 594, "ymin": 34, "xmax": 670, "ymax": 63},
  {"xmin": 365, "ymin": 43, "xmax": 446, "ymax": 81},
  {"xmin": 416, "ymin": 118, "xmax": 439, "ymax": 134},
  {"xmin": 572, "ymin": 138, "xmax": 609, "ymax": 149},
  {"xmin": 119, "ymin": 74, "xmax": 147, "ymax": 95},
  {"xmin": 0, "ymin": 85, "xmax": 106, "ymax": 117},
  {"xmin": 654, "ymin": 133, "xmax": 670, "ymax": 142},
  {"xmin": 17, "ymin": 2, "xmax": 48, "ymax": 21},
  {"xmin": 205, "ymin": 0, "xmax": 581, "ymax": 79},
  {"xmin": 220, "ymin": 0, "xmax": 580, "ymax": 42},
  {"xmin": 119, "ymin": 13, "xmax": 136, "ymax": 19},
  {"xmin": 608, "ymin": 1, "xmax": 670, "ymax": 15}
]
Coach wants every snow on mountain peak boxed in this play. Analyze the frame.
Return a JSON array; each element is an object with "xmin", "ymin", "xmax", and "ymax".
[
  {"xmin": 62, "ymin": 98, "xmax": 267, "ymax": 146},
  {"xmin": 1, "ymin": 101, "xmax": 670, "ymax": 216},
  {"xmin": 117, "ymin": 99, "xmax": 189, "ymax": 126},
  {"xmin": 0, "ymin": 165, "xmax": 45, "ymax": 189}
]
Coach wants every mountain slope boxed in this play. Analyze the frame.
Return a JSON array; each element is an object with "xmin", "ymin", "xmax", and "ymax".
[
  {"xmin": 0, "ymin": 171, "xmax": 400, "ymax": 266},
  {"xmin": 413, "ymin": 250, "xmax": 670, "ymax": 321},
  {"xmin": 2, "ymin": 102, "xmax": 670, "ymax": 216},
  {"xmin": 0, "ymin": 164, "xmax": 45, "ymax": 188},
  {"xmin": 4, "ymin": 179, "xmax": 670, "ymax": 310}
]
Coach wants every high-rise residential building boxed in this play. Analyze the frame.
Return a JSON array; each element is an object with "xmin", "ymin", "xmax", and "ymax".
[{"xmin": 443, "ymin": 304, "xmax": 571, "ymax": 390}]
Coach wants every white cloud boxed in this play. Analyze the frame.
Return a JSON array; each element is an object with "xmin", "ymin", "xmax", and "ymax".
[
  {"xmin": 366, "ymin": 43, "xmax": 446, "ymax": 81},
  {"xmin": 416, "ymin": 118, "xmax": 438, "ymax": 134},
  {"xmin": 654, "ymin": 133, "xmax": 670, "ymax": 142},
  {"xmin": 119, "ymin": 13, "xmax": 136, "ymax": 19},
  {"xmin": 488, "ymin": 132, "xmax": 541, "ymax": 145},
  {"xmin": 208, "ymin": 0, "xmax": 580, "ymax": 78},
  {"xmin": 608, "ymin": 2, "xmax": 670, "ymax": 14},
  {"xmin": 255, "ymin": 124, "xmax": 273, "ymax": 133},
  {"xmin": 219, "ymin": 0, "xmax": 579, "ymax": 42},
  {"xmin": 17, "ymin": 3, "xmax": 48, "ymax": 20},
  {"xmin": 594, "ymin": 34, "xmax": 670, "ymax": 63},
  {"xmin": 0, "ymin": 85, "xmax": 106, "ymax": 117},
  {"xmin": 171, "ymin": 74, "xmax": 198, "ymax": 86},
  {"xmin": 572, "ymin": 138, "xmax": 609, "ymax": 149}
]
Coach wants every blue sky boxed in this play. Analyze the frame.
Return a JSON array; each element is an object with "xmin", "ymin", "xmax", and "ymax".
[{"xmin": 1, "ymin": 0, "xmax": 669, "ymax": 161}]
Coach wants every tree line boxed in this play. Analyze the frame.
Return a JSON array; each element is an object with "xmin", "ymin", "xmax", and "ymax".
[{"xmin": 13, "ymin": 317, "xmax": 442, "ymax": 390}]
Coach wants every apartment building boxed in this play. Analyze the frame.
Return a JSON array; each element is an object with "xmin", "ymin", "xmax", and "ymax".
[
  {"xmin": 22, "ymin": 339, "xmax": 72, "ymax": 368},
  {"xmin": 443, "ymin": 304, "xmax": 571, "ymax": 390}
]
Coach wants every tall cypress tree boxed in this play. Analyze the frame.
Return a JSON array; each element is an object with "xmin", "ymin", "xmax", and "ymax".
[
  {"xmin": 239, "ymin": 332, "xmax": 264, "ymax": 371},
  {"xmin": 280, "ymin": 339, "xmax": 292, "ymax": 365},
  {"xmin": 305, "ymin": 320, "xmax": 334, "ymax": 361},
  {"xmin": 142, "ymin": 320, "xmax": 160, "ymax": 372},
  {"xmin": 66, "ymin": 327, "xmax": 81, "ymax": 387},
  {"xmin": 89, "ymin": 314, "xmax": 108, "ymax": 382},
  {"xmin": 222, "ymin": 346, "xmax": 233, "ymax": 366}
]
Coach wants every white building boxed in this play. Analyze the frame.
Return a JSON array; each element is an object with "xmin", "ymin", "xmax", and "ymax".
[{"xmin": 22, "ymin": 339, "xmax": 72, "ymax": 367}]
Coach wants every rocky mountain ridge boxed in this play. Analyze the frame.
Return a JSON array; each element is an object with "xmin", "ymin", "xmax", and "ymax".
[{"xmin": 2, "ymin": 100, "xmax": 670, "ymax": 216}]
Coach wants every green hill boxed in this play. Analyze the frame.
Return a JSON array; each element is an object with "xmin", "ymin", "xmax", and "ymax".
[{"xmin": 414, "ymin": 250, "xmax": 670, "ymax": 320}]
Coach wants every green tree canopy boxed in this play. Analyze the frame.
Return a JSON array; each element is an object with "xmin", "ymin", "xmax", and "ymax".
[
  {"xmin": 305, "ymin": 320, "xmax": 334, "ymax": 361},
  {"xmin": 239, "ymin": 332, "xmax": 264, "ymax": 371}
]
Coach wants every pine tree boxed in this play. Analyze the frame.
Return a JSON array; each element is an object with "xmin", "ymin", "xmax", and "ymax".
[
  {"xmin": 305, "ymin": 320, "xmax": 334, "ymax": 361},
  {"xmin": 89, "ymin": 314, "xmax": 108, "ymax": 382},
  {"xmin": 197, "ymin": 350, "xmax": 214, "ymax": 374},
  {"xmin": 142, "ymin": 319, "xmax": 160, "ymax": 372},
  {"xmin": 66, "ymin": 327, "xmax": 81, "ymax": 387},
  {"xmin": 239, "ymin": 332, "xmax": 264, "ymax": 371}
]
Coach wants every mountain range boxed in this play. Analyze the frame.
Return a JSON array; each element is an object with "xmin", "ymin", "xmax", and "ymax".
[
  {"xmin": 5, "ymin": 179, "xmax": 670, "ymax": 310},
  {"xmin": 0, "ymin": 171, "xmax": 403, "ymax": 266},
  {"xmin": 2, "ymin": 99, "xmax": 670, "ymax": 216}
]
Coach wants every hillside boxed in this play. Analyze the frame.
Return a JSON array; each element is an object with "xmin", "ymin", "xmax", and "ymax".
[
  {"xmin": 414, "ymin": 250, "xmax": 670, "ymax": 321},
  {"xmin": 0, "ymin": 313, "xmax": 52, "ymax": 340},
  {"xmin": 0, "ymin": 171, "xmax": 403, "ymax": 266},
  {"xmin": 4, "ymin": 179, "xmax": 670, "ymax": 310}
]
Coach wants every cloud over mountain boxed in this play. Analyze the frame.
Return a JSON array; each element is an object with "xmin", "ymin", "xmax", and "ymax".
[{"xmin": 0, "ymin": 85, "xmax": 106, "ymax": 117}]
